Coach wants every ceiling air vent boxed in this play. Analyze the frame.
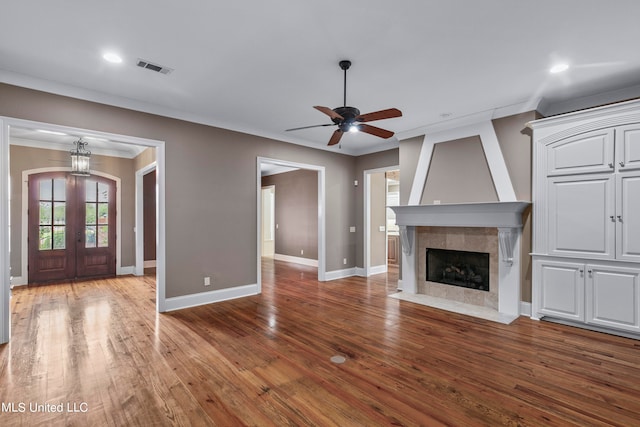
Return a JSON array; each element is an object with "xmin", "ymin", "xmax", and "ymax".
[{"xmin": 136, "ymin": 59, "xmax": 173, "ymax": 75}]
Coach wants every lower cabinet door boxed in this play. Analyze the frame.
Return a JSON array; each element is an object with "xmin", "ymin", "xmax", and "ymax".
[
  {"xmin": 586, "ymin": 265, "xmax": 640, "ymax": 333},
  {"xmin": 537, "ymin": 260, "xmax": 585, "ymax": 322}
]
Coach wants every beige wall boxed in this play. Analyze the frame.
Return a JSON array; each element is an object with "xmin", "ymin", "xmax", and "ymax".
[
  {"xmin": 421, "ymin": 136, "xmax": 498, "ymax": 204},
  {"xmin": 369, "ymin": 172, "xmax": 387, "ymax": 267},
  {"xmin": 261, "ymin": 169, "xmax": 318, "ymax": 260},
  {"xmin": 1, "ymin": 83, "xmax": 358, "ymax": 298},
  {"xmin": 9, "ymin": 145, "xmax": 136, "ymax": 277},
  {"xmin": 398, "ymin": 112, "xmax": 535, "ymax": 302}
]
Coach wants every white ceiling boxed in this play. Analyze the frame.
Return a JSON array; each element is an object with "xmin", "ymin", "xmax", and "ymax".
[{"xmin": 2, "ymin": 1, "xmax": 640, "ymax": 156}]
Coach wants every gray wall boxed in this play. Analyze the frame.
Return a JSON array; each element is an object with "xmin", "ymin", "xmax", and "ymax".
[
  {"xmin": 9, "ymin": 145, "xmax": 136, "ymax": 276},
  {"xmin": 261, "ymin": 169, "xmax": 318, "ymax": 260},
  {"xmin": 1, "ymin": 83, "xmax": 358, "ymax": 298}
]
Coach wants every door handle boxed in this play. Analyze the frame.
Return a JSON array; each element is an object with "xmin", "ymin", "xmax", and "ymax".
[{"xmin": 77, "ymin": 231, "xmax": 82, "ymax": 243}]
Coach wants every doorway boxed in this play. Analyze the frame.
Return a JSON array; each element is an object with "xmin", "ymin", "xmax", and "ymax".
[
  {"xmin": 256, "ymin": 157, "xmax": 326, "ymax": 290},
  {"xmin": 28, "ymin": 171, "xmax": 116, "ymax": 283},
  {"xmin": 363, "ymin": 166, "xmax": 400, "ymax": 276},
  {"xmin": 0, "ymin": 116, "xmax": 167, "ymax": 345}
]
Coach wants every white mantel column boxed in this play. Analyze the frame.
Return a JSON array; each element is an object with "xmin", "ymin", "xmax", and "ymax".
[
  {"xmin": 498, "ymin": 227, "xmax": 522, "ymax": 317},
  {"xmin": 398, "ymin": 226, "xmax": 417, "ymax": 293}
]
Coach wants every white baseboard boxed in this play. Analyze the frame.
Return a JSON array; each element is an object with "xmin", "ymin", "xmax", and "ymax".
[
  {"xmin": 118, "ymin": 266, "xmax": 135, "ymax": 276},
  {"xmin": 10, "ymin": 266, "xmax": 136, "ymax": 287},
  {"xmin": 164, "ymin": 283, "xmax": 259, "ymax": 312},
  {"xmin": 273, "ymin": 253, "xmax": 318, "ymax": 267},
  {"xmin": 325, "ymin": 268, "xmax": 357, "ymax": 281},
  {"xmin": 519, "ymin": 301, "xmax": 532, "ymax": 317},
  {"xmin": 369, "ymin": 264, "xmax": 388, "ymax": 275},
  {"xmin": 144, "ymin": 260, "xmax": 157, "ymax": 268},
  {"xmin": 355, "ymin": 267, "xmax": 366, "ymax": 277},
  {"xmin": 397, "ymin": 279, "xmax": 404, "ymax": 291}
]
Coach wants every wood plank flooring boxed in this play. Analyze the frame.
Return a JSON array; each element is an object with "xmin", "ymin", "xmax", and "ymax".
[{"xmin": 1, "ymin": 259, "xmax": 640, "ymax": 426}]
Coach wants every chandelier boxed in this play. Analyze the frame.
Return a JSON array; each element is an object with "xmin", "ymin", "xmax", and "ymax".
[{"xmin": 70, "ymin": 139, "xmax": 91, "ymax": 176}]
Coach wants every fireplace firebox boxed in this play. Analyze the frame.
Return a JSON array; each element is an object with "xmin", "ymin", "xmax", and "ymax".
[{"xmin": 426, "ymin": 248, "xmax": 490, "ymax": 291}]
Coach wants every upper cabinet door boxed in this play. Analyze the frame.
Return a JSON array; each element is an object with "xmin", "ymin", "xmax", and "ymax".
[
  {"xmin": 616, "ymin": 172, "xmax": 640, "ymax": 262},
  {"xmin": 548, "ymin": 174, "xmax": 615, "ymax": 259},
  {"xmin": 616, "ymin": 124, "xmax": 640, "ymax": 172},
  {"xmin": 546, "ymin": 129, "xmax": 615, "ymax": 176}
]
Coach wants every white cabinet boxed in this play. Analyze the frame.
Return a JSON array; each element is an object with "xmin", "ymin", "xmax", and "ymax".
[
  {"xmin": 530, "ymin": 100, "xmax": 640, "ymax": 337},
  {"xmin": 586, "ymin": 265, "xmax": 640, "ymax": 333},
  {"xmin": 546, "ymin": 128, "xmax": 615, "ymax": 176},
  {"xmin": 535, "ymin": 260, "xmax": 640, "ymax": 333},
  {"xmin": 537, "ymin": 260, "xmax": 585, "ymax": 322},
  {"xmin": 547, "ymin": 174, "xmax": 615, "ymax": 259},
  {"xmin": 616, "ymin": 172, "xmax": 640, "ymax": 262}
]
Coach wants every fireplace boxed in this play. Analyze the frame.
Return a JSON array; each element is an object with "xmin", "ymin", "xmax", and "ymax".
[
  {"xmin": 426, "ymin": 248, "xmax": 489, "ymax": 291},
  {"xmin": 390, "ymin": 202, "xmax": 530, "ymax": 321}
]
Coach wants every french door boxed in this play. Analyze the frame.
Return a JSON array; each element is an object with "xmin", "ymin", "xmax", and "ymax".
[{"xmin": 28, "ymin": 172, "xmax": 116, "ymax": 283}]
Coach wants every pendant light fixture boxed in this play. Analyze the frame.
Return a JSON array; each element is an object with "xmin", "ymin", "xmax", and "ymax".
[{"xmin": 70, "ymin": 138, "xmax": 91, "ymax": 176}]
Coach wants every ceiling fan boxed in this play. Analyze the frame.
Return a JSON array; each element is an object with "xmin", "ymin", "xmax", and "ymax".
[{"xmin": 286, "ymin": 60, "xmax": 402, "ymax": 146}]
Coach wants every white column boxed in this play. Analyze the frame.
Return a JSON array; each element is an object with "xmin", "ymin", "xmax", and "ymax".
[
  {"xmin": 498, "ymin": 227, "xmax": 522, "ymax": 317},
  {"xmin": 399, "ymin": 226, "xmax": 417, "ymax": 293}
]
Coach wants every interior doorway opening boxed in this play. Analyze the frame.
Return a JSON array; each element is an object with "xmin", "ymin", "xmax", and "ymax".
[
  {"xmin": 256, "ymin": 157, "xmax": 326, "ymax": 291},
  {"xmin": 364, "ymin": 166, "xmax": 400, "ymax": 277},
  {"xmin": 0, "ymin": 116, "xmax": 166, "ymax": 344}
]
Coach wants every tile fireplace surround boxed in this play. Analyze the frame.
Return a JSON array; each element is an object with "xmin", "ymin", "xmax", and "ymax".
[{"xmin": 390, "ymin": 202, "xmax": 530, "ymax": 324}]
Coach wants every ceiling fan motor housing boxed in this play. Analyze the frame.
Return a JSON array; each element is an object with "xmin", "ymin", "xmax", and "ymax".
[{"xmin": 333, "ymin": 106, "xmax": 360, "ymax": 131}]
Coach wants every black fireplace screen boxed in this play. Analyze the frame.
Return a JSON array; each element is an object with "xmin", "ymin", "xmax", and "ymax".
[{"xmin": 426, "ymin": 248, "xmax": 490, "ymax": 291}]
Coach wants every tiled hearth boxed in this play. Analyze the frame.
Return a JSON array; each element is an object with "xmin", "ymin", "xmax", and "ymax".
[{"xmin": 418, "ymin": 227, "xmax": 499, "ymax": 310}]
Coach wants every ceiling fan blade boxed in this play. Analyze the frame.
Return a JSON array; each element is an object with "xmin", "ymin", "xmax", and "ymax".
[
  {"xmin": 314, "ymin": 106, "xmax": 344, "ymax": 120},
  {"xmin": 358, "ymin": 124, "xmax": 395, "ymax": 139},
  {"xmin": 286, "ymin": 123, "xmax": 335, "ymax": 131},
  {"xmin": 356, "ymin": 108, "xmax": 402, "ymax": 122},
  {"xmin": 327, "ymin": 129, "xmax": 344, "ymax": 146}
]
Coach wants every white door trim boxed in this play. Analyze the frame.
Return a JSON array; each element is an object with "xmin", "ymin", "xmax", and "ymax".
[
  {"xmin": 0, "ymin": 117, "xmax": 167, "ymax": 344},
  {"xmin": 256, "ymin": 157, "xmax": 326, "ymax": 291},
  {"xmin": 135, "ymin": 162, "xmax": 157, "ymax": 276}
]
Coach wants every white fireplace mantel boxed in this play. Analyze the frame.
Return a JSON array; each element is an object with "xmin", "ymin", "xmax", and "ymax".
[
  {"xmin": 391, "ymin": 201, "xmax": 530, "ymax": 228},
  {"xmin": 390, "ymin": 201, "xmax": 530, "ymax": 321}
]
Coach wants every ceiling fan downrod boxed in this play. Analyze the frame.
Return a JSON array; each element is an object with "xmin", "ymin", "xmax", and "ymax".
[{"xmin": 339, "ymin": 60, "xmax": 351, "ymax": 107}]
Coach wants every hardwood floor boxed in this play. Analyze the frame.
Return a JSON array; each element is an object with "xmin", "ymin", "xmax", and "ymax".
[{"xmin": 1, "ymin": 259, "xmax": 640, "ymax": 426}]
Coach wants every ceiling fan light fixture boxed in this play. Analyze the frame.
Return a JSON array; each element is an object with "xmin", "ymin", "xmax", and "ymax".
[{"xmin": 348, "ymin": 124, "xmax": 359, "ymax": 133}]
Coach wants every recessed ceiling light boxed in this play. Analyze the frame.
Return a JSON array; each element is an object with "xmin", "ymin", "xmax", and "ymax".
[
  {"xmin": 103, "ymin": 52, "xmax": 123, "ymax": 64},
  {"xmin": 549, "ymin": 63, "xmax": 569, "ymax": 74}
]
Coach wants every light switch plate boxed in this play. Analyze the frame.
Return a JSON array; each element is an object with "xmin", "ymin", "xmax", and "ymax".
[
  {"xmin": 349, "ymin": 226, "xmax": 356, "ymax": 233},
  {"xmin": 379, "ymin": 225, "xmax": 385, "ymax": 232}
]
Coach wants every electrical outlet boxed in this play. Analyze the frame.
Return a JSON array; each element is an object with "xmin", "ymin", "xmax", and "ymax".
[
  {"xmin": 343, "ymin": 258, "xmax": 347, "ymax": 265},
  {"xmin": 434, "ymin": 200, "xmax": 441, "ymax": 205},
  {"xmin": 204, "ymin": 276, "xmax": 211, "ymax": 286},
  {"xmin": 301, "ymin": 249, "xmax": 304, "ymax": 255}
]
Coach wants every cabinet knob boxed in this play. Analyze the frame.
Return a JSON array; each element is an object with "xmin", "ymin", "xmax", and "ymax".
[
  {"xmin": 610, "ymin": 215, "xmax": 615, "ymax": 221},
  {"xmin": 619, "ymin": 161, "xmax": 625, "ymax": 167},
  {"xmin": 579, "ymin": 269, "xmax": 584, "ymax": 274},
  {"xmin": 617, "ymin": 215, "xmax": 622, "ymax": 222},
  {"xmin": 609, "ymin": 162, "xmax": 615, "ymax": 168}
]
